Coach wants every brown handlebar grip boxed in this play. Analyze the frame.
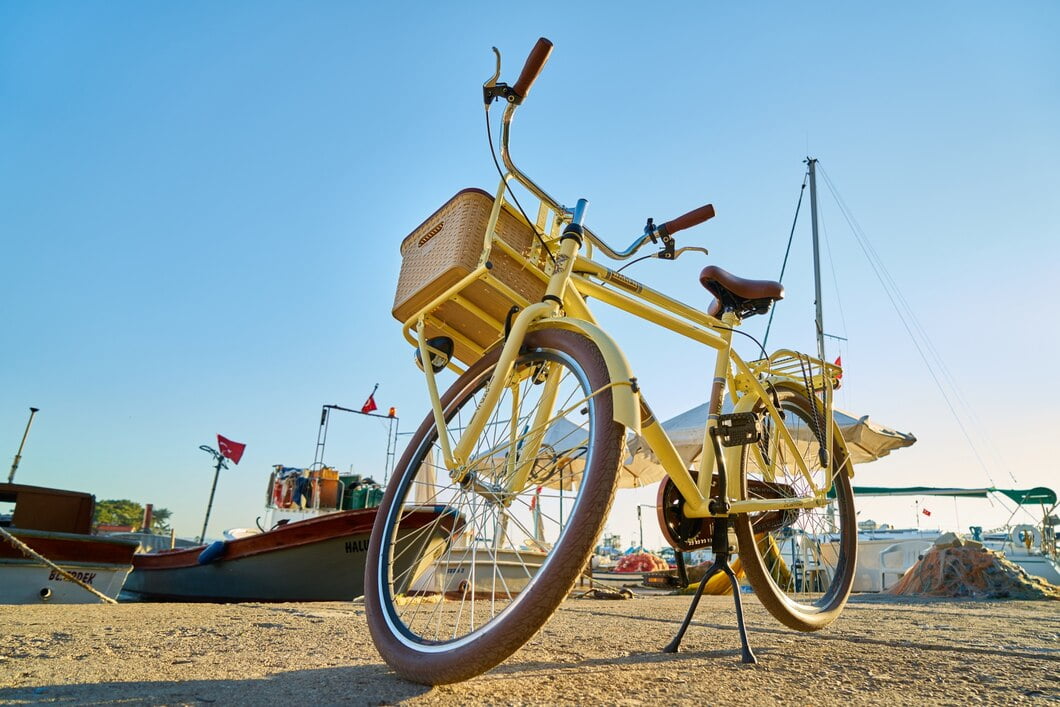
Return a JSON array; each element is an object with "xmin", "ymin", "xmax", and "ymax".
[
  {"xmin": 512, "ymin": 38, "xmax": 554, "ymax": 99},
  {"xmin": 662, "ymin": 203, "xmax": 716, "ymax": 235}
]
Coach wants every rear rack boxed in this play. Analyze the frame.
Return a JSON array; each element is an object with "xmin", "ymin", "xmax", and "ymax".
[{"xmin": 749, "ymin": 349, "xmax": 842, "ymax": 393}]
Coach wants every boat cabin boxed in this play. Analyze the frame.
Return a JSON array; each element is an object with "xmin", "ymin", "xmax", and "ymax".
[
  {"xmin": 0, "ymin": 483, "xmax": 95, "ymax": 535},
  {"xmin": 262, "ymin": 466, "xmax": 384, "ymax": 529}
]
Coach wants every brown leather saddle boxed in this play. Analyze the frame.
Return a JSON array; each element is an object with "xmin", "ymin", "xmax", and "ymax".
[{"xmin": 700, "ymin": 265, "xmax": 784, "ymax": 319}]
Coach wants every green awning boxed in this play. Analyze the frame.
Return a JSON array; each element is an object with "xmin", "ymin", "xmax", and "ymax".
[
  {"xmin": 849, "ymin": 486, "xmax": 992, "ymax": 498},
  {"xmin": 995, "ymin": 487, "xmax": 1057, "ymax": 506},
  {"xmin": 838, "ymin": 485, "xmax": 1057, "ymax": 506}
]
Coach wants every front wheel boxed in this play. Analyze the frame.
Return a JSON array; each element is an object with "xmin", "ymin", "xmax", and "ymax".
[
  {"xmin": 365, "ymin": 329, "xmax": 626, "ymax": 685},
  {"xmin": 734, "ymin": 386, "xmax": 857, "ymax": 631}
]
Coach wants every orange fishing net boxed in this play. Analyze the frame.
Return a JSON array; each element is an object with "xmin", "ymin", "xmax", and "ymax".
[{"xmin": 886, "ymin": 544, "xmax": 1059, "ymax": 600}]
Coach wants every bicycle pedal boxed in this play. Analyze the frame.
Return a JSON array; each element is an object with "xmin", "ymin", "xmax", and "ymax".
[{"xmin": 717, "ymin": 412, "xmax": 762, "ymax": 447}]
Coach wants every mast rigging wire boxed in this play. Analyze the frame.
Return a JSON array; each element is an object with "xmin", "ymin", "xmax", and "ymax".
[
  {"xmin": 817, "ymin": 165, "xmax": 1015, "ymax": 486},
  {"xmin": 762, "ymin": 173, "xmax": 809, "ymax": 349}
]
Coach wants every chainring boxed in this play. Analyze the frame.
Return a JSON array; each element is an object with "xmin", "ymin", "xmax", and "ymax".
[
  {"xmin": 656, "ymin": 471, "xmax": 716, "ymax": 551},
  {"xmin": 656, "ymin": 471, "xmax": 797, "ymax": 552}
]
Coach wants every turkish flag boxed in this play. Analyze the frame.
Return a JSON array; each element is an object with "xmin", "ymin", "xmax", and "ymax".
[
  {"xmin": 834, "ymin": 356, "xmax": 843, "ymax": 380},
  {"xmin": 217, "ymin": 435, "xmax": 246, "ymax": 465},
  {"xmin": 361, "ymin": 394, "xmax": 378, "ymax": 414},
  {"xmin": 922, "ymin": 508, "xmax": 932, "ymax": 517}
]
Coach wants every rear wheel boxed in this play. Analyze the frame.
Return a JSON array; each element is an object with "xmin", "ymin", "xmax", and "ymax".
[
  {"xmin": 734, "ymin": 387, "xmax": 857, "ymax": 631},
  {"xmin": 365, "ymin": 329, "xmax": 625, "ymax": 684}
]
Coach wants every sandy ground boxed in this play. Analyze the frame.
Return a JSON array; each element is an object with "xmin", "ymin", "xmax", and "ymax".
[{"xmin": 0, "ymin": 593, "xmax": 1057, "ymax": 705}]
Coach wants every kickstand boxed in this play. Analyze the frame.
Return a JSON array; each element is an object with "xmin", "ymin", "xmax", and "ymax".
[
  {"xmin": 662, "ymin": 545, "xmax": 757, "ymax": 664},
  {"xmin": 662, "ymin": 426, "xmax": 757, "ymax": 664}
]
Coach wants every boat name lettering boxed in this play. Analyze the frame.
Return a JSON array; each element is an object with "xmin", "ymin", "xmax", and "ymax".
[
  {"xmin": 48, "ymin": 570, "xmax": 96, "ymax": 585},
  {"xmin": 345, "ymin": 539, "xmax": 370, "ymax": 554}
]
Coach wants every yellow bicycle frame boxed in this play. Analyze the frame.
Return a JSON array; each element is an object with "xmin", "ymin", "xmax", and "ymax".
[{"xmin": 401, "ymin": 98, "xmax": 852, "ymax": 521}]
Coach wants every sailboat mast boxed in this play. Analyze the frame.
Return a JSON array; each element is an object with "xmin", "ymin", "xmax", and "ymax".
[
  {"xmin": 806, "ymin": 157, "xmax": 836, "ymax": 467},
  {"xmin": 807, "ymin": 157, "xmax": 827, "ymax": 365}
]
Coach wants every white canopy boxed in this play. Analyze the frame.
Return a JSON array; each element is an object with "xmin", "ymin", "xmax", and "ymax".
[
  {"xmin": 618, "ymin": 399, "xmax": 917, "ymax": 488},
  {"xmin": 438, "ymin": 400, "xmax": 915, "ymax": 491}
]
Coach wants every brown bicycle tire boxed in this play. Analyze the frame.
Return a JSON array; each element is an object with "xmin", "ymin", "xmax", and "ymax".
[
  {"xmin": 733, "ymin": 387, "xmax": 858, "ymax": 632},
  {"xmin": 365, "ymin": 328, "xmax": 625, "ymax": 684}
]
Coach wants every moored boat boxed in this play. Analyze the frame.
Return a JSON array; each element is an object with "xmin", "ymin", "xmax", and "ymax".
[
  {"xmin": 0, "ymin": 483, "xmax": 139, "ymax": 604},
  {"xmin": 849, "ymin": 486, "xmax": 1060, "ymax": 591},
  {"xmin": 123, "ymin": 505, "xmax": 456, "ymax": 602}
]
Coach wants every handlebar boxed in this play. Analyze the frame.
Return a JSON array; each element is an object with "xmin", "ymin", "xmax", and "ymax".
[
  {"xmin": 512, "ymin": 38, "xmax": 553, "ymax": 100},
  {"xmin": 490, "ymin": 39, "xmax": 714, "ymax": 260}
]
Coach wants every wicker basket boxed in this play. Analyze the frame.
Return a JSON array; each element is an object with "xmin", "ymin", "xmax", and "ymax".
[{"xmin": 393, "ymin": 188, "xmax": 548, "ymax": 365}]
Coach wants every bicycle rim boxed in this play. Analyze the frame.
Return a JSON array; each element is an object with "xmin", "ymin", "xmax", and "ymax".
[{"xmin": 735, "ymin": 387, "xmax": 857, "ymax": 631}]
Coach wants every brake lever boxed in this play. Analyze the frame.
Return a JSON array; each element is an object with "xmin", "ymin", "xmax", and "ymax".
[
  {"xmin": 484, "ymin": 47, "xmax": 501, "ymax": 89},
  {"xmin": 483, "ymin": 47, "xmax": 518, "ymax": 105},
  {"xmin": 652, "ymin": 246, "xmax": 709, "ymax": 261}
]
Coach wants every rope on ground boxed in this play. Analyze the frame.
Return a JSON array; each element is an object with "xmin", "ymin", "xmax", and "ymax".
[
  {"xmin": 576, "ymin": 584, "xmax": 634, "ymax": 600},
  {"xmin": 0, "ymin": 525, "xmax": 118, "ymax": 604},
  {"xmin": 574, "ymin": 568, "xmax": 636, "ymax": 600}
]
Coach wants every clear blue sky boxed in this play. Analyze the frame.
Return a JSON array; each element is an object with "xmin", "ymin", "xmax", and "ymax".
[{"xmin": 3, "ymin": 2, "xmax": 1057, "ymax": 544}]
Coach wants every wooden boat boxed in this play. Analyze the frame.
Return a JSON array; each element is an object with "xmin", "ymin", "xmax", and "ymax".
[
  {"xmin": 122, "ymin": 506, "xmax": 455, "ymax": 602},
  {"xmin": 0, "ymin": 483, "xmax": 139, "ymax": 604}
]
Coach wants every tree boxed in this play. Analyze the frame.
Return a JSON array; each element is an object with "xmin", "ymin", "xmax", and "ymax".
[
  {"xmin": 93, "ymin": 499, "xmax": 145, "ymax": 531},
  {"xmin": 150, "ymin": 507, "xmax": 173, "ymax": 532}
]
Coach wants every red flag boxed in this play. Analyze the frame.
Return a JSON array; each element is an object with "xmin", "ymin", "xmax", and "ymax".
[
  {"xmin": 922, "ymin": 507, "xmax": 932, "ymax": 517},
  {"xmin": 361, "ymin": 394, "xmax": 377, "ymax": 414},
  {"xmin": 217, "ymin": 435, "xmax": 246, "ymax": 465},
  {"xmin": 834, "ymin": 356, "xmax": 843, "ymax": 380}
]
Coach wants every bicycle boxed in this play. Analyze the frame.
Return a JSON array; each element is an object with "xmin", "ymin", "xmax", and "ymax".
[{"xmin": 365, "ymin": 38, "xmax": 857, "ymax": 685}]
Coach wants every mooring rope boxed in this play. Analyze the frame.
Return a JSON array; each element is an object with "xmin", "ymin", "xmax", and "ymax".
[{"xmin": 0, "ymin": 525, "xmax": 118, "ymax": 604}]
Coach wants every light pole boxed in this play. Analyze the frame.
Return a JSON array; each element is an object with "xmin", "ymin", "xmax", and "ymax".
[
  {"xmin": 198, "ymin": 445, "xmax": 229, "ymax": 543},
  {"xmin": 8, "ymin": 407, "xmax": 40, "ymax": 484},
  {"xmin": 636, "ymin": 504, "xmax": 656, "ymax": 550}
]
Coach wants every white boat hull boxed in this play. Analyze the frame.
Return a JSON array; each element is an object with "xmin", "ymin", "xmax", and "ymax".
[
  {"xmin": 854, "ymin": 534, "xmax": 938, "ymax": 592},
  {"xmin": 0, "ymin": 559, "xmax": 132, "ymax": 604}
]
